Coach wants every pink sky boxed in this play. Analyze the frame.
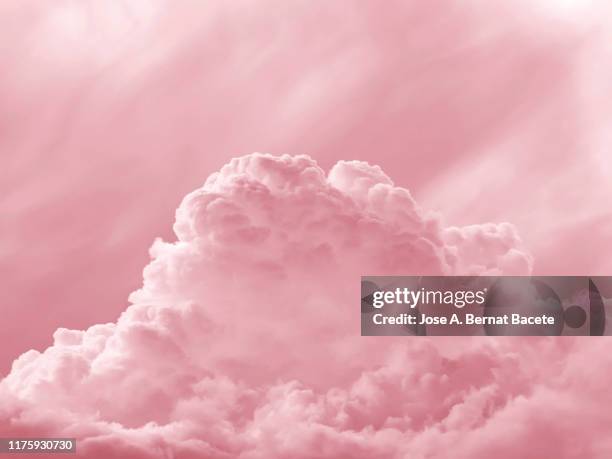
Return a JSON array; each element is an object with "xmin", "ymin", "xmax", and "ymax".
[{"xmin": 1, "ymin": 1, "xmax": 612, "ymax": 457}]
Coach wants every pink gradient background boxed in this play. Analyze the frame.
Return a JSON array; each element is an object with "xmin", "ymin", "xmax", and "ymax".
[{"xmin": 1, "ymin": 1, "xmax": 612, "ymax": 457}]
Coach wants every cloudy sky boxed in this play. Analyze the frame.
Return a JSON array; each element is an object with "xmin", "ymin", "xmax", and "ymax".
[{"xmin": 1, "ymin": 1, "xmax": 611, "ymax": 457}]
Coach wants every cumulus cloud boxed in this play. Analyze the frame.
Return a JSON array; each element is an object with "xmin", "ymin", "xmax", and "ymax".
[
  {"xmin": 10, "ymin": 153, "xmax": 610, "ymax": 459},
  {"xmin": 3, "ymin": 0, "xmax": 611, "ymax": 381}
]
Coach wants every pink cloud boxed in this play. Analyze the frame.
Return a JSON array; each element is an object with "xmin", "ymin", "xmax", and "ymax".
[
  {"xmin": 4, "ymin": 153, "xmax": 602, "ymax": 459},
  {"xmin": 2, "ymin": 1, "xmax": 612, "ymax": 457},
  {"xmin": 2, "ymin": 0, "xmax": 611, "ymax": 375}
]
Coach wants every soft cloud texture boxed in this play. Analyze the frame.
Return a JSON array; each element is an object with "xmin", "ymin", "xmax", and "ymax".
[
  {"xmin": 2, "ymin": 0, "xmax": 612, "ymax": 457},
  {"xmin": 4, "ymin": 153, "xmax": 607, "ymax": 459},
  {"xmin": 2, "ymin": 0, "xmax": 612, "ymax": 374}
]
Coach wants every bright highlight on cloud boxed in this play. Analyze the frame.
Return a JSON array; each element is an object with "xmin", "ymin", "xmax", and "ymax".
[{"xmin": 5, "ymin": 153, "xmax": 609, "ymax": 459}]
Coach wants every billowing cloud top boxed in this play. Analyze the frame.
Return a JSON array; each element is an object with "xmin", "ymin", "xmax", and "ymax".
[{"xmin": 8, "ymin": 154, "xmax": 599, "ymax": 459}]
